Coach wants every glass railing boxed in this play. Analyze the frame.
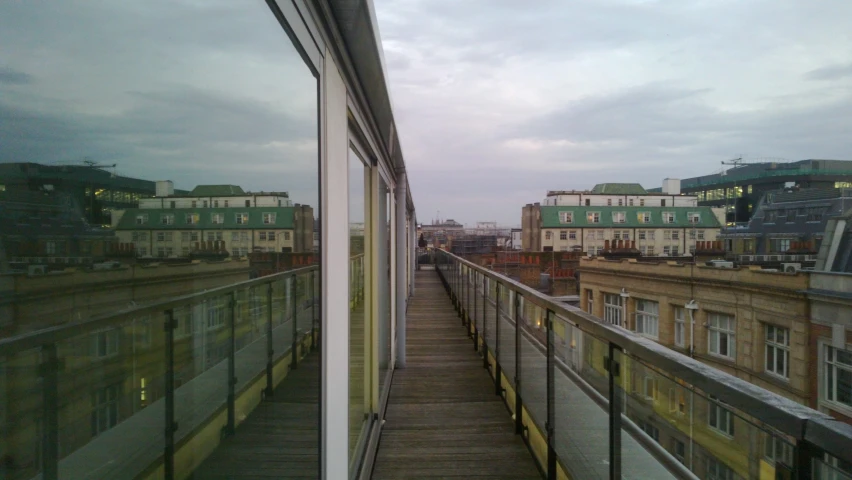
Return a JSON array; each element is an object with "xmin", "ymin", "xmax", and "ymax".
[
  {"xmin": 0, "ymin": 265, "xmax": 319, "ymax": 480},
  {"xmin": 434, "ymin": 249, "xmax": 852, "ymax": 480}
]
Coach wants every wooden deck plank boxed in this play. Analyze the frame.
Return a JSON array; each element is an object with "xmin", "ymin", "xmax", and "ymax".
[{"xmin": 371, "ymin": 270, "xmax": 542, "ymax": 479}]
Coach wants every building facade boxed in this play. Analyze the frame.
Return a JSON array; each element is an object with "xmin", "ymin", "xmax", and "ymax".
[
  {"xmin": 523, "ymin": 183, "xmax": 724, "ymax": 256},
  {"xmin": 720, "ymin": 187, "xmax": 852, "ymax": 258},
  {"xmin": 578, "ymin": 258, "xmax": 812, "ymax": 478},
  {"xmin": 113, "ymin": 184, "xmax": 314, "ymax": 258},
  {"xmin": 649, "ymin": 159, "xmax": 852, "ymax": 224}
]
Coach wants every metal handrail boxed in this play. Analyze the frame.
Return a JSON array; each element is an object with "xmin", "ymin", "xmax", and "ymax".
[
  {"xmin": 434, "ymin": 248, "xmax": 852, "ymax": 464},
  {"xmin": 0, "ymin": 264, "xmax": 318, "ymax": 355}
]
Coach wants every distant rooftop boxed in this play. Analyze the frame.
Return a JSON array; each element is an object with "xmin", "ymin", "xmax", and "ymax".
[
  {"xmin": 190, "ymin": 185, "xmax": 247, "ymax": 196},
  {"xmin": 591, "ymin": 183, "xmax": 648, "ymax": 195}
]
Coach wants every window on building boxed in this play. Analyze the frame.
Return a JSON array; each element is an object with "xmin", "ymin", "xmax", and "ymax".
[
  {"xmin": 161, "ymin": 214, "xmax": 174, "ymax": 225},
  {"xmin": 214, "ymin": 200, "xmax": 219, "ymax": 207},
  {"xmin": 587, "ymin": 212, "xmax": 601, "ymax": 223},
  {"xmin": 629, "ymin": 199, "xmax": 634, "ymax": 206},
  {"xmin": 545, "ymin": 231, "xmax": 552, "ymax": 240},
  {"xmin": 674, "ymin": 307, "xmax": 686, "ymax": 347},
  {"xmin": 708, "ymin": 395, "xmax": 735, "ymax": 437},
  {"xmin": 825, "ymin": 345, "xmax": 852, "ymax": 409},
  {"xmin": 661, "ymin": 199, "xmax": 666, "ymax": 207},
  {"xmin": 224, "ymin": 200, "xmax": 229, "ymax": 207},
  {"xmin": 92, "ymin": 328, "xmax": 120, "ymax": 358},
  {"xmin": 240, "ymin": 232, "xmax": 249, "ymax": 241},
  {"xmin": 708, "ymin": 313, "xmax": 735, "ymax": 359},
  {"xmin": 191, "ymin": 200, "xmax": 197, "ymax": 208},
  {"xmin": 245, "ymin": 200, "xmax": 251, "ymax": 207},
  {"xmin": 638, "ymin": 212, "xmax": 651, "ymax": 223},
  {"xmin": 669, "ymin": 387, "xmax": 687, "ymax": 416},
  {"xmin": 764, "ymin": 433, "xmax": 794, "ymax": 467},
  {"xmin": 638, "ymin": 420, "xmax": 659, "ymax": 442},
  {"xmin": 638, "ymin": 230, "xmax": 646, "ymax": 240},
  {"xmin": 621, "ymin": 230, "xmax": 629, "ymax": 240},
  {"xmin": 688, "ymin": 212, "xmax": 701, "ymax": 224},
  {"xmin": 170, "ymin": 201, "xmax": 176, "ymax": 209},
  {"xmin": 697, "ymin": 230, "xmax": 705, "ymax": 240},
  {"xmin": 765, "ymin": 325, "xmax": 790, "ymax": 379},
  {"xmin": 614, "ymin": 231, "xmax": 621, "ymax": 240},
  {"xmin": 156, "ymin": 232, "xmax": 165, "ymax": 242},
  {"xmin": 185, "ymin": 213, "xmax": 199, "ymax": 224},
  {"xmin": 135, "ymin": 214, "xmax": 148, "ymax": 225},
  {"xmin": 190, "ymin": 232, "xmax": 198, "ymax": 242},
  {"xmin": 642, "ymin": 376, "xmax": 658, "ymax": 403},
  {"xmin": 181, "ymin": 232, "xmax": 191, "ymax": 242},
  {"xmin": 596, "ymin": 230, "xmax": 604, "ymax": 240},
  {"xmin": 671, "ymin": 245, "xmax": 679, "ymax": 256},
  {"xmin": 640, "ymin": 198, "xmax": 645, "ymax": 206},
  {"xmin": 617, "ymin": 199, "xmax": 623, "ymax": 206},
  {"xmin": 560, "ymin": 230, "xmax": 567, "ymax": 240},
  {"xmin": 231, "ymin": 232, "xmax": 240, "ymax": 242},
  {"xmin": 559, "ymin": 211, "xmax": 573, "ymax": 224},
  {"xmin": 662, "ymin": 212, "xmax": 675, "ymax": 224},
  {"xmin": 586, "ymin": 290, "xmax": 593, "ymax": 314},
  {"xmin": 612, "ymin": 211, "xmax": 626, "ymax": 223},
  {"xmin": 202, "ymin": 200, "xmax": 208, "ymax": 208},
  {"xmin": 647, "ymin": 230, "xmax": 655, "ymax": 240},
  {"xmin": 263, "ymin": 212, "xmax": 276, "ymax": 224},
  {"xmin": 137, "ymin": 246, "xmax": 148, "ymax": 256},
  {"xmin": 585, "ymin": 230, "xmax": 595, "ymax": 240},
  {"xmin": 284, "ymin": 231, "xmax": 290, "ymax": 241},
  {"xmin": 766, "ymin": 210, "xmax": 778, "ymax": 223},
  {"xmin": 585, "ymin": 199, "xmax": 590, "ymax": 206},
  {"xmin": 604, "ymin": 293, "xmax": 623, "ymax": 327},
  {"xmin": 664, "ymin": 230, "xmax": 672, "ymax": 240},
  {"xmin": 207, "ymin": 298, "xmax": 227, "ymax": 329},
  {"xmin": 635, "ymin": 299, "xmax": 659, "ymax": 339},
  {"xmin": 259, "ymin": 232, "xmax": 267, "ymax": 241},
  {"xmin": 607, "ymin": 199, "xmax": 612, "ymax": 206},
  {"xmin": 91, "ymin": 384, "xmax": 120, "ymax": 436},
  {"xmin": 707, "ymin": 458, "xmax": 734, "ymax": 480},
  {"xmin": 211, "ymin": 213, "xmax": 224, "ymax": 224},
  {"xmin": 671, "ymin": 230, "xmax": 680, "ymax": 240},
  {"xmin": 672, "ymin": 439, "xmax": 686, "ymax": 464},
  {"xmin": 568, "ymin": 231, "xmax": 577, "ymax": 240},
  {"xmin": 807, "ymin": 207, "xmax": 825, "ymax": 222},
  {"xmin": 268, "ymin": 231, "xmax": 275, "ymax": 241},
  {"xmin": 663, "ymin": 246, "xmax": 671, "ymax": 256},
  {"xmin": 236, "ymin": 213, "xmax": 249, "ymax": 224},
  {"xmin": 771, "ymin": 238, "xmax": 791, "ymax": 253}
]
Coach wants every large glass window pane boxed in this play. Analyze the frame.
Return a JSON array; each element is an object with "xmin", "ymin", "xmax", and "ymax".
[
  {"xmin": 0, "ymin": 2, "xmax": 319, "ymax": 478},
  {"xmin": 378, "ymin": 178, "xmax": 392, "ymax": 394},
  {"xmin": 348, "ymin": 147, "xmax": 370, "ymax": 462}
]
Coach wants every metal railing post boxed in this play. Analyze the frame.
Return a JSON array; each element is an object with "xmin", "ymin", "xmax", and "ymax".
[
  {"xmin": 473, "ymin": 272, "xmax": 479, "ymax": 347},
  {"xmin": 546, "ymin": 309, "xmax": 556, "ymax": 480},
  {"xmin": 495, "ymin": 283, "xmax": 503, "ymax": 396},
  {"xmin": 482, "ymin": 277, "xmax": 488, "ymax": 368},
  {"xmin": 265, "ymin": 283, "xmax": 274, "ymax": 398},
  {"xmin": 608, "ymin": 343, "xmax": 622, "ymax": 480},
  {"xmin": 291, "ymin": 276, "xmax": 298, "ymax": 369},
  {"xmin": 311, "ymin": 271, "xmax": 317, "ymax": 352},
  {"xmin": 39, "ymin": 343, "xmax": 59, "ymax": 480},
  {"xmin": 514, "ymin": 292, "xmax": 523, "ymax": 435},
  {"xmin": 163, "ymin": 309, "xmax": 177, "ymax": 480},
  {"xmin": 226, "ymin": 293, "xmax": 237, "ymax": 436}
]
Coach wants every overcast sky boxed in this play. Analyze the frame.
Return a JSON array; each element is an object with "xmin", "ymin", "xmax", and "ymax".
[{"xmin": 374, "ymin": 0, "xmax": 852, "ymax": 226}]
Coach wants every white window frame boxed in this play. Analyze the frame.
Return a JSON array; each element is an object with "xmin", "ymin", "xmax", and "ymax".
[
  {"xmin": 612, "ymin": 211, "xmax": 626, "ymax": 224},
  {"xmin": 185, "ymin": 213, "xmax": 199, "ymax": 225},
  {"xmin": 708, "ymin": 313, "xmax": 736, "ymax": 359},
  {"xmin": 568, "ymin": 231, "xmax": 576, "ymax": 240},
  {"xmin": 662, "ymin": 211, "xmax": 675, "ymax": 224},
  {"xmin": 824, "ymin": 345, "xmax": 852, "ymax": 411},
  {"xmin": 604, "ymin": 293, "xmax": 623, "ymax": 327},
  {"xmin": 765, "ymin": 324, "xmax": 790, "ymax": 379},
  {"xmin": 559, "ymin": 211, "xmax": 573, "ymax": 224},
  {"xmin": 268, "ymin": 231, "xmax": 276, "ymax": 241},
  {"xmin": 638, "ymin": 230, "xmax": 647, "ymax": 240},
  {"xmin": 674, "ymin": 307, "xmax": 686, "ymax": 347},
  {"xmin": 545, "ymin": 231, "xmax": 552, "ymax": 240},
  {"xmin": 211, "ymin": 213, "xmax": 224, "ymax": 224},
  {"xmin": 284, "ymin": 231, "xmax": 291, "ymax": 241},
  {"xmin": 587, "ymin": 212, "xmax": 601, "ymax": 224},
  {"xmin": 688, "ymin": 212, "xmax": 701, "ymax": 224},
  {"xmin": 92, "ymin": 328, "xmax": 120, "ymax": 359},
  {"xmin": 135, "ymin": 214, "xmax": 148, "ymax": 225},
  {"xmin": 559, "ymin": 230, "xmax": 567, "ymax": 240},
  {"xmin": 671, "ymin": 230, "xmax": 680, "ymax": 240},
  {"xmin": 263, "ymin": 212, "xmax": 276, "ymax": 224},
  {"xmin": 635, "ymin": 299, "xmax": 659, "ymax": 339},
  {"xmin": 259, "ymin": 232, "xmax": 267, "ymax": 241},
  {"xmin": 639, "ymin": 212, "xmax": 651, "ymax": 223},
  {"xmin": 236, "ymin": 213, "xmax": 249, "ymax": 225},
  {"xmin": 708, "ymin": 395, "xmax": 735, "ymax": 437}
]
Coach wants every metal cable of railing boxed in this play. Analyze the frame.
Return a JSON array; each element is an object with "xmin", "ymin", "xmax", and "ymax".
[{"xmin": 433, "ymin": 249, "xmax": 852, "ymax": 480}]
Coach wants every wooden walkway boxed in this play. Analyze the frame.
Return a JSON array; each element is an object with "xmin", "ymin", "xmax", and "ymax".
[
  {"xmin": 371, "ymin": 269, "xmax": 542, "ymax": 479},
  {"xmin": 193, "ymin": 353, "xmax": 320, "ymax": 479}
]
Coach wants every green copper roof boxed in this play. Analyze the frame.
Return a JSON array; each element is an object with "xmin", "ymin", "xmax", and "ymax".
[
  {"xmin": 541, "ymin": 206, "xmax": 722, "ymax": 228},
  {"xmin": 116, "ymin": 207, "xmax": 294, "ymax": 230},
  {"xmin": 189, "ymin": 185, "xmax": 246, "ymax": 196},
  {"xmin": 590, "ymin": 183, "xmax": 647, "ymax": 195}
]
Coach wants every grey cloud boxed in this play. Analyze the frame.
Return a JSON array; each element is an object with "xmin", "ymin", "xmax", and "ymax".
[
  {"xmin": 805, "ymin": 63, "xmax": 852, "ymax": 81},
  {"xmin": 0, "ymin": 66, "xmax": 33, "ymax": 85}
]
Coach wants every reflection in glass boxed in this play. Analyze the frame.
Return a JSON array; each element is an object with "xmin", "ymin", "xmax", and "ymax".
[
  {"xmin": 0, "ymin": 1, "xmax": 319, "ymax": 478},
  {"xmin": 378, "ymin": 179, "xmax": 392, "ymax": 393},
  {"xmin": 349, "ymin": 147, "xmax": 369, "ymax": 461}
]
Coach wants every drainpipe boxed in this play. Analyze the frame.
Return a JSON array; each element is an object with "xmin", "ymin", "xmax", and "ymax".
[{"xmin": 396, "ymin": 172, "xmax": 408, "ymax": 368}]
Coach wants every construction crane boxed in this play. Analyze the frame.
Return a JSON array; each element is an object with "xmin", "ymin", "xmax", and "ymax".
[{"xmin": 720, "ymin": 156, "xmax": 744, "ymax": 169}]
